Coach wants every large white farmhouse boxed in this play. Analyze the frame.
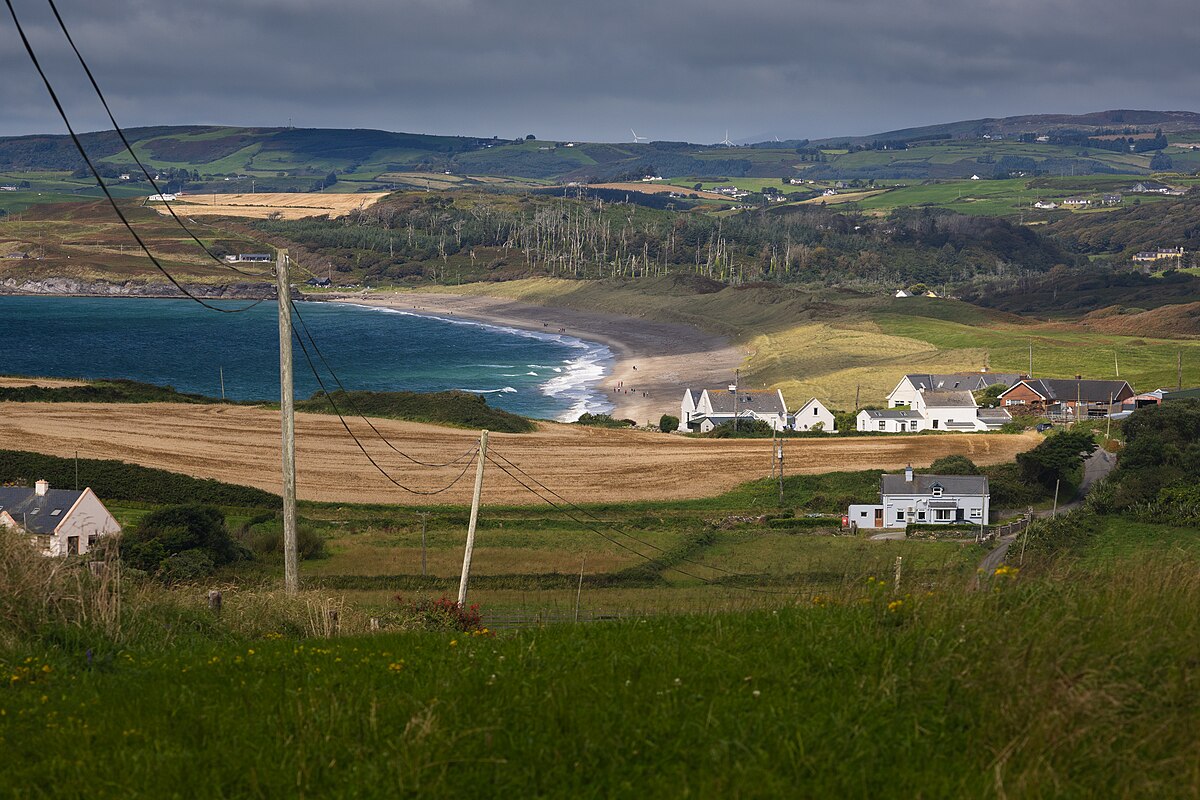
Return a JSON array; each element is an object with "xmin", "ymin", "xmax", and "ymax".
[
  {"xmin": 857, "ymin": 388, "xmax": 1011, "ymax": 432},
  {"xmin": 848, "ymin": 465, "xmax": 990, "ymax": 530},
  {"xmin": 0, "ymin": 480, "xmax": 121, "ymax": 556},
  {"xmin": 887, "ymin": 372, "xmax": 1022, "ymax": 408},
  {"xmin": 681, "ymin": 388, "xmax": 788, "ymax": 432}
]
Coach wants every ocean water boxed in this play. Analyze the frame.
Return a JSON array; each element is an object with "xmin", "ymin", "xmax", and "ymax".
[{"xmin": 0, "ymin": 297, "xmax": 614, "ymax": 421}]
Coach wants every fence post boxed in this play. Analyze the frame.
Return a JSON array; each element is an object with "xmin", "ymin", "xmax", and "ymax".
[
  {"xmin": 207, "ymin": 590, "xmax": 222, "ymax": 616},
  {"xmin": 369, "ymin": 617, "xmax": 381, "ymax": 632},
  {"xmin": 325, "ymin": 609, "xmax": 339, "ymax": 637}
]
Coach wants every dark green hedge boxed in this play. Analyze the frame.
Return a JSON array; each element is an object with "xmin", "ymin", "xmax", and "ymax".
[
  {"xmin": 0, "ymin": 450, "xmax": 280, "ymax": 508},
  {"xmin": 0, "ymin": 379, "xmax": 224, "ymax": 405},
  {"xmin": 296, "ymin": 389, "xmax": 535, "ymax": 433}
]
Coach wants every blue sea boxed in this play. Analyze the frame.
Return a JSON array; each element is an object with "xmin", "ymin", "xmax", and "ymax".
[{"xmin": 0, "ymin": 297, "xmax": 615, "ymax": 421}]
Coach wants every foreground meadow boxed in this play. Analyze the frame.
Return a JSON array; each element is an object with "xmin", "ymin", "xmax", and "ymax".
[{"xmin": 2, "ymin": 544, "xmax": 1197, "ymax": 798}]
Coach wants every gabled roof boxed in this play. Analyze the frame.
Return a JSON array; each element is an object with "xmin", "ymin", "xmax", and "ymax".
[
  {"xmin": 897, "ymin": 372, "xmax": 1021, "ymax": 395},
  {"xmin": 0, "ymin": 487, "xmax": 84, "ymax": 535},
  {"xmin": 701, "ymin": 389, "xmax": 786, "ymax": 415},
  {"xmin": 1001, "ymin": 379, "xmax": 1133, "ymax": 404},
  {"xmin": 860, "ymin": 409, "xmax": 924, "ymax": 420},
  {"xmin": 919, "ymin": 389, "xmax": 978, "ymax": 408},
  {"xmin": 881, "ymin": 473, "xmax": 989, "ymax": 496},
  {"xmin": 793, "ymin": 397, "xmax": 830, "ymax": 415}
]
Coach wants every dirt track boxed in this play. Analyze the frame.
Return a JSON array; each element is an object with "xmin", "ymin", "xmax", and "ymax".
[{"xmin": 0, "ymin": 403, "xmax": 1039, "ymax": 506}]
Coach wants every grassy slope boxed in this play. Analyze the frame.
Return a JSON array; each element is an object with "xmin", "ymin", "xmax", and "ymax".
[
  {"xmin": 2, "ymin": 545, "xmax": 1196, "ymax": 797},
  {"xmin": 435, "ymin": 279, "xmax": 1200, "ymax": 407}
]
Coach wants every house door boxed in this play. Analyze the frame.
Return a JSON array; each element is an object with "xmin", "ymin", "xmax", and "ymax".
[
  {"xmin": 873, "ymin": 508, "xmax": 883, "ymax": 528},
  {"xmin": 66, "ymin": 536, "xmax": 79, "ymax": 556}
]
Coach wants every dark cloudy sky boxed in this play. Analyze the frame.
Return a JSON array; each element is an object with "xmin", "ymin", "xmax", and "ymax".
[{"xmin": 2, "ymin": 0, "xmax": 1196, "ymax": 143}]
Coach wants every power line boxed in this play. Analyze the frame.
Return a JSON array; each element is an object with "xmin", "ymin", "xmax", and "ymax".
[
  {"xmin": 4, "ymin": 0, "xmax": 266, "ymax": 313},
  {"xmin": 43, "ymin": 0, "xmax": 269, "ymax": 279},
  {"xmin": 289, "ymin": 307, "xmax": 479, "ymax": 495},
  {"xmin": 489, "ymin": 448, "xmax": 784, "ymax": 588},
  {"xmin": 290, "ymin": 301, "xmax": 479, "ymax": 469},
  {"xmin": 485, "ymin": 451, "xmax": 788, "ymax": 595}
]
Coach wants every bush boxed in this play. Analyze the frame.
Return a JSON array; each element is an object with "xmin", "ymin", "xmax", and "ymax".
[
  {"xmin": 0, "ymin": 450, "xmax": 280, "ymax": 508},
  {"xmin": 157, "ymin": 549, "xmax": 216, "ymax": 584},
  {"xmin": 659, "ymin": 414, "xmax": 680, "ymax": 433},
  {"xmin": 927, "ymin": 455, "xmax": 979, "ymax": 475},
  {"xmin": 393, "ymin": 595, "xmax": 484, "ymax": 632},
  {"xmin": 706, "ymin": 419, "xmax": 776, "ymax": 438},
  {"xmin": 574, "ymin": 413, "xmax": 635, "ymax": 428},
  {"xmin": 239, "ymin": 521, "xmax": 329, "ymax": 560},
  {"xmin": 121, "ymin": 505, "xmax": 245, "ymax": 577},
  {"xmin": 1017, "ymin": 430, "xmax": 1097, "ymax": 489}
]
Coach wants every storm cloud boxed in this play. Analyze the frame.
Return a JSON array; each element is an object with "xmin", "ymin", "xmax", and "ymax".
[{"xmin": 2, "ymin": 0, "xmax": 1196, "ymax": 143}]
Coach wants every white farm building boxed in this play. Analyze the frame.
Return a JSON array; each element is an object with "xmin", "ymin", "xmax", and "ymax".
[
  {"xmin": 0, "ymin": 480, "xmax": 121, "ymax": 556},
  {"xmin": 848, "ymin": 465, "xmax": 990, "ymax": 530}
]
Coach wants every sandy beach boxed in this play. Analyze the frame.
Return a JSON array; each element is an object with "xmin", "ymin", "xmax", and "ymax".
[{"xmin": 330, "ymin": 291, "xmax": 746, "ymax": 424}]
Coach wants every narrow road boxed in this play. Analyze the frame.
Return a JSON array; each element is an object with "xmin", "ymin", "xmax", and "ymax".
[{"xmin": 972, "ymin": 449, "xmax": 1115, "ymax": 588}]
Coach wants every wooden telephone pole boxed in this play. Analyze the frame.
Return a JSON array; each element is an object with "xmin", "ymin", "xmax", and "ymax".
[
  {"xmin": 276, "ymin": 249, "xmax": 298, "ymax": 594},
  {"xmin": 457, "ymin": 430, "xmax": 489, "ymax": 606}
]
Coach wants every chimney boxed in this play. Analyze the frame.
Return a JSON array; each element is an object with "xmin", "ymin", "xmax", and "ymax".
[
  {"xmin": 905, "ymin": 464, "xmax": 913, "ymax": 483},
  {"xmin": 35, "ymin": 479, "xmax": 49, "ymax": 496}
]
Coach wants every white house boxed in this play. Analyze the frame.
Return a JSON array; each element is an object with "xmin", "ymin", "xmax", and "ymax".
[
  {"xmin": 1033, "ymin": 200, "xmax": 1058, "ymax": 210},
  {"xmin": 681, "ymin": 387, "xmax": 788, "ymax": 432},
  {"xmin": 791, "ymin": 398, "xmax": 836, "ymax": 432},
  {"xmin": 861, "ymin": 385, "xmax": 1012, "ymax": 432},
  {"xmin": 0, "ymin": 480, "xmax": 121, "ymax": 556},
  {"xmin": 887, "ymin": 372, "xmax": 1022, "ymax": 408},
  {"xmin": 848, "ymin": 465, "xmax": 989, "ymax": 530},
  {"xmin": 146, "ymin": 193, "xmax": 177, "ymax": 202}
]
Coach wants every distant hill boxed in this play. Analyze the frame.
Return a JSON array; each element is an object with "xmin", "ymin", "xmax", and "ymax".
[
  {"xmin": 1, "ymin": 110, "xmax": 1197, "ymax": 186},
  {"xmin": 811, "ymin": 110, "xmax": 1200, "ymax": 147}
]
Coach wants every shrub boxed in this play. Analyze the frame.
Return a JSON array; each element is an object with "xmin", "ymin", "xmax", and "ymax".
[
  {"xmin": 659, "ymin": 414, "xmax": 680, "ymax": 433},
  {"xmin": 157, "ymin": 549, "xmax": 216, "ymax": 584},
  {"xmin": 927, "ymin": 455, "xmax": 979, "ymax": 475},
  {"xmin": 239, "ymin": 521, "xmax": 329, "ymax": 560},
  {"xmin": 0, "ymin": 450, "xmax": 280, "ymax": 508},
  {"xmin": 1017, "ymin": 430, "xmax": 1097, "ymax": 489},
  {"xmin": 574, "ymin": 413, "xmax": 635, "ymax": 428},
  {"xmin": 393, "ymin": 595, "xmax": 484, "ymax": 632},
  {"xmin": 706, "ymin": 419, "xmax": 776, "ymax": 438},
  {"xmin": 121, "ymin": 505, "xmax": 245, "ymax": 577}
]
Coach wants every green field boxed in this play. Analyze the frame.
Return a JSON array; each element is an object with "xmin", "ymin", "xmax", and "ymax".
[{"xmin": 2, "ymin": 517, "xmax": 1195, "ymax": 797}]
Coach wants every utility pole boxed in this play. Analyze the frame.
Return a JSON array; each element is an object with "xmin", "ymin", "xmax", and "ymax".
[
  {"xmin": 1114, "ymin": 350, "xmax": 1119, "ymax": 378},
  {"xmin": 456, "ymin": 430, "xmax": 489, "ymax": 606},
  {"xmin": 1028, "ymin": 339, "xmax": 1033, "ymax": 378},
  {"xmin": 74, "ymin": 450, "xmax": 78, "ymax": 491},
  {"xmin": 219, "ymin": 366, "xmax": 225, "ymax": 401},
  {"xmin": 418, "ymin": 511, "xmax": 429, "ymax": 577},
  {"xmin": 1179, "ymin": 351, "xmax": 1184, "ymax": 390},
  {"xmin": 1052, "ymin": 479, "xmax": 1061, "ymax": 517},
  {"xmin": 776, "ymin": 437, "xmax": 785, "ymax": 505},
  {"xmin": 770, "ymin": 428, "xmax": 777, "ymax": 479},
  {"xmin": 276, "ymin": 249, "xmax": 298, "ymax": 594},
  {"xmin": 732, "ymin": 369, "xmax": 739, "ymax": 432}
]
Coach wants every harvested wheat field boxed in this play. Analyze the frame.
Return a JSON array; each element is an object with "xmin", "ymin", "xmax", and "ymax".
[
  {"xmin": 0, "ymin": 403, "xmax": 1039, "ymax": 506},
  {"xmin": 588, "ymin": 182, "xmax": 728, "ymax": 200},
  {"xmin": 155, "ymin": 192, "xmax": 389, "ymax": 220}
]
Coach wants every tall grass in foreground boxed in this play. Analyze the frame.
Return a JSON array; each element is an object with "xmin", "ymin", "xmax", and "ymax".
[{"xmin": 1, "ymin": 545, "xmax": 1197, "ymax": 797}]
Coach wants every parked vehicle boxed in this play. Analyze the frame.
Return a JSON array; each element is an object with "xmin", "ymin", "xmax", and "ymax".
[{"xmin": 1036, "ymin": 422, "xmax": 1054, "ymax": 432}]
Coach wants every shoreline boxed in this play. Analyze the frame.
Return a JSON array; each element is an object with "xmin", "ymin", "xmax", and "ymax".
[{"xmin": 331, "ymin": 291, "xmax": 745, "ymax": 424}]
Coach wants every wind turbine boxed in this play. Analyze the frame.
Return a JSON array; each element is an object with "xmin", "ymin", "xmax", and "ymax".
[
  {"xmin": 719, "ymin": 130, "xmax": 735, "ymax": 147},
  {"xmin": 631, "ymin": 129, "xmax": 649, "ymax": 144}
]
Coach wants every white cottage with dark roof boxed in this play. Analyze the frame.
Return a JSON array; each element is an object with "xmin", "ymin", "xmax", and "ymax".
[
  {"xmin": 848, "ymin": 465, "xmax": 989, "ymax": 530},
  {"xmin": 680, "ymin": 387, "xmax": 788, "ymax": 432},
  {"xmin": 0, "ymin": 480, "xmax": 121, "ymax": 556}
]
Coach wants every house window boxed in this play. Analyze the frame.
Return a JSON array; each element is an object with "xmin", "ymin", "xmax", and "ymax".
[
  {"xmin": 932, "ymin": 420, "xmax": 939, "ymax": 429},
  {"xmin": 935, "ymin": 509, "xmax": 952, "ymax": 522},
  {"xmin": 878, "ymin": 421, "xmax": 885, "ymax": 431},
  {"xmin": 910, "ymin": 420, "xmax": 918, "ymax": 431},
  {"xmin": 970, "ymin": 508, "xmax": 982, "ymax": 518},
  {"xmin": 917, "ymin": 511, "xmax": 926, "ymax": 521},
  {"xmin": 813, "ymin": 407, "xmax": 819, "ymax": 416},
  {"xmin": 859, "ymin": 511, "xmax": 868, "ymax": 518},
  {"xmin": 931, "ymin": 486, "xmax": 943, "ymax": 498},
  {"xmin": 1006, "ymin": 399, "xmax": 1024, "ymax": 406},
  {"xmin": 896, "ymin": 512, "xmax": 904, "ymax": 522}
]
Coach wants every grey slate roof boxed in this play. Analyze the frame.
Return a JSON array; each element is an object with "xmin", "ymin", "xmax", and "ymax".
[
  {"xmin": 861, "ymin": 409, "xmax": 924, "ymax": 419},
  {"xmin": 0, "ymin": 487, "xmax": 83, "ymax": 535},
  {"xmin": 920, "ymin": 389, "xmax": 978, "ymax": 408},
  {"xmin": 905, "ymin": 373, "xmax": 1022, "ymax": 393},
  {"xmin": 703, "ymin": 389, "xmax": 785, "ymax": 415},
  {"xmin": 1016, "ymin": 379, "xmax": 1133, "ymax": 404},
  {"xmin": 881, "ymin": 474, "xmax": 989, "ymax": 496}
]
